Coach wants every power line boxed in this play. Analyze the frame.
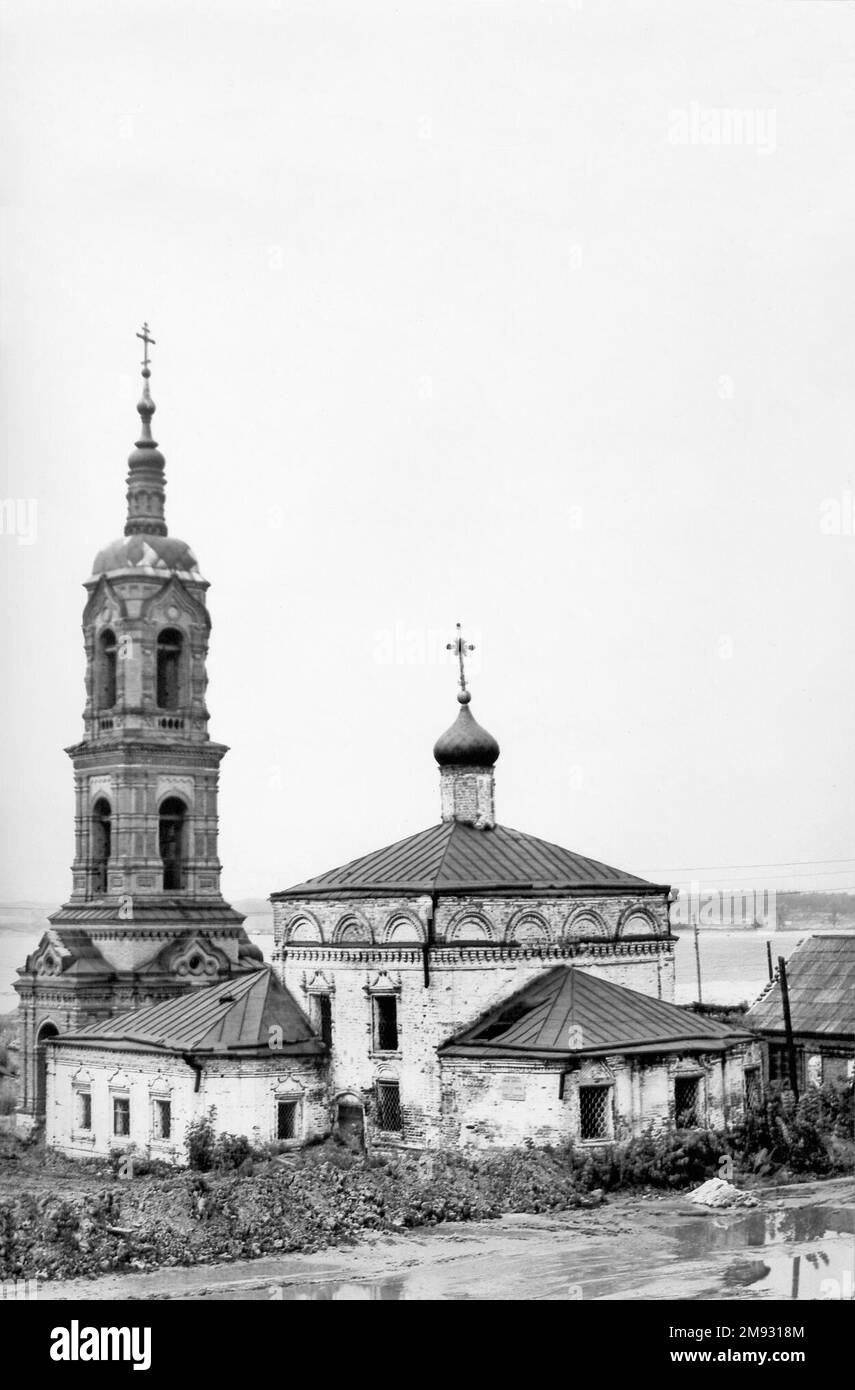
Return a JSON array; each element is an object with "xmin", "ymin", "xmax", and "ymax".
[
  {"xmin": 650, "ymin": 857, "xmax": 855, "ymax": 873},
  {"xmin": 669, "ymin": 868, "xmax": 855, "ymax": 881}
]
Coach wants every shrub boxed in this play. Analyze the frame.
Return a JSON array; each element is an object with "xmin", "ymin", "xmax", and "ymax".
[
  {"xmin": 185, "ymin": 1110, "xmax": 216, "ymax": 1171},
  {"xmin": 211, "ymin": 1132, "xmax": 252, "ymax": 1172}
]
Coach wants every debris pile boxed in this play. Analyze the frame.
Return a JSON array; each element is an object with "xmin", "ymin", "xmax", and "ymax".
[{"xmin": 687, "ymin": 1178, "xmax": 758, "ymax": 1209}]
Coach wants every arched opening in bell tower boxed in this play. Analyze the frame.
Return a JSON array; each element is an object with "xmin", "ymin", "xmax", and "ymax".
[
  {"xmin": 156, "ymin": 628, "xmax": 183, "ymax": 710},
  {"xmin": 98, "ymin": 629, "xmax": 117, "ymax": 708},
  {"xmin": 159, "ymin": 797, "xmax": 187, "ymax": 890},
  {"xmin": 91, "ymin": 797, "xmax": 112, "ymax": 894}
]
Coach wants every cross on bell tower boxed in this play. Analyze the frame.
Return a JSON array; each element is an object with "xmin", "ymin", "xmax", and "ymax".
[{"xmin": 136, "ymin": 321, "xmax": 156, "ymax": 370}]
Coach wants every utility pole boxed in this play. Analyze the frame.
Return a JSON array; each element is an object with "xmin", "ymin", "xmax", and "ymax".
[
  {"xmin": 778, "ymin": 956, "xmax": 800, "ymax": 1100},
  {"xmin": 693, "ymin": 915, "xmax": 703, "ymax": 1005},
  {"xmin": 766, "ymin": 939, "xmax": 773, "ymax": 981}
]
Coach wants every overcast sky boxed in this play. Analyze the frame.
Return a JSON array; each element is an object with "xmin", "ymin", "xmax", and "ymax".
[{"xmin": 1, "ymin": 0, "xmax": 853, "ymax": 905}]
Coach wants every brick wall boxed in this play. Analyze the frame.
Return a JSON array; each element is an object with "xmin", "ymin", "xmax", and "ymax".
[
  {"xmin": 275, "ymin": 939, "xmax": 676, "ymax": 1148},
  {"xmin": 46, "ymin": 1044, "xmax": 329, "ymax": 1161},
  {"xmin": 436, "ymin": 1049, "xmax": 749, "ymax": 1149}
]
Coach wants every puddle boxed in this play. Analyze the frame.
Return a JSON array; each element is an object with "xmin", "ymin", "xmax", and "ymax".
[
  {"xmin": 183, "ymin": 1202, "xmax": 855, "ymax": 1301},
  {"xmin": 666, "ymin": 1205, "xmax": 854, "ymax": 1301},
  {"xmin": 668, "ymin": 1204, "xmax": 853, "ymax": 1256}
]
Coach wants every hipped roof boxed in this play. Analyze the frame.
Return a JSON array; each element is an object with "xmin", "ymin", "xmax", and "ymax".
[
  {"xmin": 274, "ymin": 820, "xmax": 666, "ymax": 899},
  {"xmin": 55, "ymin": 969, "xmax": 324, "ymax": 1058},
  {"xmin": 440, "ymin": 966, "xmax": 749, "ymax": 1060}
]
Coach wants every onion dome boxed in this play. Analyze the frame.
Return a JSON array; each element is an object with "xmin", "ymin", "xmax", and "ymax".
[
  {"xmin": 433, "ymin": 689, "xmax": 500, "ymax": 768},
  {"xmin": 91, "ymin": 534, "xmax": 200, "ymax": 576}
]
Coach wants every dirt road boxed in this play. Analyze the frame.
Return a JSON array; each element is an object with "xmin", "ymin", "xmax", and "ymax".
[{"xmin": 38, "ymin": 1177, "xmax": 854, "ymax": 1301}]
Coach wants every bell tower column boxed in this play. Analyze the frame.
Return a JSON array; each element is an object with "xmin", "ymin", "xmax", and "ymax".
[{"xmin": 15, "ymin": 326, "xmax": 262, "ymax": 1130}]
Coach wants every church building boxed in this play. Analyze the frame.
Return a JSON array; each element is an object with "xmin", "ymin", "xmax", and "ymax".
[
  {"xmin": 271, "ymin": 631, "xmax": 753, "ymax": 1151},
  {"xmin": 22, "ymin": 330, "xmax": 753, "ymax": 1163}
]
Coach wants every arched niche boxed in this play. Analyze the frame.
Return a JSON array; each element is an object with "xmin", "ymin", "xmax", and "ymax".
[
  {"xmin": 382, "ymin": 915, "xmax": 426, "ymax": 945},
  {"xmin": 618, "ymin": 909, "xmax": 659, "ymax": 938},
  {"xmin": 289, "ymin": 917, "xmax": 323, "ymax": 944},
  {"xmin": 506, "ymin": 913, "xmax": 552, "ymax": 946}
]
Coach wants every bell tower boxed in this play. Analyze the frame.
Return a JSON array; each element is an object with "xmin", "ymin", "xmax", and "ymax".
[{"xmin": 15, "ymin": 327, "xmax": 262, "ymax": 1128}]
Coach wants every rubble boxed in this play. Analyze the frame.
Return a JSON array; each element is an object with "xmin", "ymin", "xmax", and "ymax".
[{"xmin": 687, "ymin": 1178, "xmax": 759, "ymax": 1209}]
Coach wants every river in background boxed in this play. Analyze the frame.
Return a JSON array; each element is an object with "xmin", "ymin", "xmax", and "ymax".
[
  {"xmin": 0, "ymin": 911, "xmax": 837, "ymax": 1017},
  {"xmin": 0, "ymin": 910, "xmax": 275, "ymax": 1016}
]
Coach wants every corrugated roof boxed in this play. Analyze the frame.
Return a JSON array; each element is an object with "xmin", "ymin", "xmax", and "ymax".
[
  {"xmin": 274, "ymin": 821, "xmax": 664, "ymax": 898},
  {"xmin": 440, "ymin": 966, "xmax": 749, "ymax": 1058},
  {"xmin": 744, "ymin": 933, "xmax": 855, "ymax": 1039},
  {"xmin": 57, "ymin": 969, "xmax": 324, "ymax": 1056}
]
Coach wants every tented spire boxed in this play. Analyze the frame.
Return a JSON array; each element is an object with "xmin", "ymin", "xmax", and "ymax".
[{"xmin": 124, "ymin": 322, "xmax": 168, "ymax": 537}]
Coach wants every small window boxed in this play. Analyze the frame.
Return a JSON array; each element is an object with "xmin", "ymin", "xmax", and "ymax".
[
  {"xmin": 743, "ymin": 1066, "xmax": 762, "ymax": 1109},
  {"xmin": 112, "ymin": 1094, "xmax": 130, "ymax": 1137},
  {"xmin": 152, "ymin": 1097, "xmax": 171, "ymax": 1141},
  {"xmin": 674, "ymin": 1076, "xmax": 701, "ymax": 1128},
  {"xmin": 277, "ymin": 1099, "xmax": 299, "ymax": 1141},
  {"xmin": 75, "ymin": 1089, "xmax": 92, "ymax": 1132},
  {"xmin": 375, "ymin": 1080, "xmax": 402, "ymax": 1133},
  {"xmin": 316, "ymin": 994, "xmax": 332, "ymax": 1048},
  {"xmin": 372, "ymin": 995, "xmax": 398, "ymax": 1052},
  {"xmin": 579, "ymin": 1085, "xmax": 611, "ymax": 1141}
]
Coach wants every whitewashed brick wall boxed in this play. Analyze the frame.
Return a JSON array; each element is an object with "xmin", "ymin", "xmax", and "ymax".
[{"xmin": 46, "ymin": 1045, "xmax": 328, "ymax": 1162}]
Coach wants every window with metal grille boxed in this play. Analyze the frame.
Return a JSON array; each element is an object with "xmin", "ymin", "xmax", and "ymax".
[
  {"xmin": 316, "ymin": 994, "xmax": 333, "ymax": 1048},
  {"xmin": 375, "ymin": 1080, "xmax": 403, "ymax": 1133},
  {"xmin": 277, "ymin": 1099, "xmax": 299, "ymax": 1141},
  {"xmin": 152, "ymin": 1098, "xmax": 171, "ymax": 1141},
  {"xmin": 112, "ymin": 1094, "xmax": 130, "ymax": 1137},
  {"xmin": 768, "ymin": 1044, "xmax": 804, "ymax": 1091},
  {"xmin": 674, "ymin": 1076, "xmax": 701, "ymax": 1127},
  {"xmin": 579, "ymin": 1085, "xmax": 611, "ymax": 1140},
  {"xmin": 75, "ymin": 1088, "xmax": 92, "ymax": 1132},
  {"xmin": 743, "ymin": 1066, "xmax": 762, "ymax": 1108},
  {"xmin": 372, "ymin": 995, "xmax": 399, "ymax": 1052}
]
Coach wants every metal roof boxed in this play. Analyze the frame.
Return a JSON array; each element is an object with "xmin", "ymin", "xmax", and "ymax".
[
  {"xmin": 440, "ymin": 966, "xmax": 749, "ymax": 1059},
  {"xmin": 56, "ymin": 969, "xmax": 324, "ymax": 1057},
  {"xmin": 744, "ymin": 933, "xmax": 855, "ymax": 1040},
  {"xmin": 274, "ymin": 821, "xmax": 666, "ymax": 898}
]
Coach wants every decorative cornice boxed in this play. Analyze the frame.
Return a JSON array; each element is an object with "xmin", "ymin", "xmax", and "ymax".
[
  {"xmin": 272, "ymin": 884, "xmax": 669, "ymax": 902},
  {"xmin": 275, "ymin": 939, "xmax": 674, "ymax": 968}
]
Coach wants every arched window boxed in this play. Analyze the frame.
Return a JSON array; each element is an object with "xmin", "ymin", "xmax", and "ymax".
[
  {"xmin": 36, "ymin": 1022, "xmax": 59, "ymax": 1117},
  {"xmin": 98, "ymin": 629, "xmax": 117, "ymax": 708},
  {"xmin": 156, "ymin": 628, "xmax": 183, "ymax": 710},
  {"xmin": 159, "ymin": 797, "xmax": 187, "ymax": 891},
  {"xmin": 91, "ymin": 797, "xmax": 112, "ymax": 893}
]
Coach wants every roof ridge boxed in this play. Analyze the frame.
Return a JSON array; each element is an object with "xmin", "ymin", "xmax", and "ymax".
[{"xmin": 436, "ymin": 819, "xmax": 461, "ymax": 880}]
